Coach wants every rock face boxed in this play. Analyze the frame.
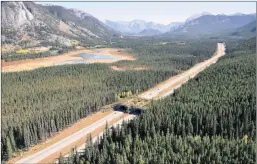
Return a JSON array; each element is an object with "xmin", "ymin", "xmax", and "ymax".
[
  {"xmin": 3, "ymin": 3, "xmax": 27, "ymax": 28},
  {"xmin": 2, "ymin": 2, "xmax": 60, "ymax": 30},
  {"xmin": 2, "ymin": 2, "xmax": 34, "ymax": 28},
  {"xmin": 1, "ymin": 2, "xmax": 119, "ymax": 52}
]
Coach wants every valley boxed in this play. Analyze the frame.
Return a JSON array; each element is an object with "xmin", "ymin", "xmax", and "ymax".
[
  {"xmin": 1, "ymin": 1, "xmax": 256, "ymax": 164},
  {"xmin": 8, "ymin": 43, "xmax": 225, "ymax": 164}
]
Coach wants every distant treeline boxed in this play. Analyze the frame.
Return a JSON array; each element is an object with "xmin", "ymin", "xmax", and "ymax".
[
  {"xmin": 1, "ymin": 46, "xmax": 76, "ymax": 62},
  {"xmin": 112, "ymin": 40, "xmax": 217, "ymax": 71},
  {"xmin": 60, "ymin": 38, "xmax": 256, "ymax": 164}
]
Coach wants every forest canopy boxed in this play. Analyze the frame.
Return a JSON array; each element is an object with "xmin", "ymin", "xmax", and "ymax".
[
  {"xmin": 59, "ymin": 37, "xmax": 256, "ymax": 164},
  {"xmin": 1, "ymin": 41, "xmax": 217, "ymax": 161}
]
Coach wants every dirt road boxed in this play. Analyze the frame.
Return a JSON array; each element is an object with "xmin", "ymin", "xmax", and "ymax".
[
  {"xmin": 13, "ymin": 43, "xmax": 225, "ymax": 164},
  {"xmin": 138, "ymin": 43, "xmax": 226, "ymax": 100}
]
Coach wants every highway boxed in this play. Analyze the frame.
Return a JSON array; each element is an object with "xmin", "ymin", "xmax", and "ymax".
[
  {"xmin": 58, "ymin": 114, "xmax": 137, "ymax": 162},
  {"xmin": 14, "ymin": 43, "xmax": 225, "ymax": 164},
  {"xmin": 16, "ymin": 112, "xmax": 124, "ymax": 164},
  {"xmin": 138, "ymin": 43, "xmax": 226, "ymax": 100}
]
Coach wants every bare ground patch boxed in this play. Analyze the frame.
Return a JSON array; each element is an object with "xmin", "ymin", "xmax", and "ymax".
[
  {"xmin": 2, "ymin": 48, "xmax": 135, "ymax": 73},
  {"xmin": 110, "ymin": 65, "xmax": 149, "ymax": 71}
]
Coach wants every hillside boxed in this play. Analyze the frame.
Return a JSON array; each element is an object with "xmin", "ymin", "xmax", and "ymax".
[
  {"xmin": 1, "ymin": 2, "xmax": 118, "ymax": 52},
  {"xmin": 169, "ymin": 13, "xmax": 256, "ymax": 35},
  {"xmin": 138, "ymin": 28, "xmax": 162, "ymax": 36},
  {"xmin": 43, "ymin": 6, "xmax": 118, "ymax": 40},
  {"xmin": 230, "ymin": 20, "xmax": 256, "ymax": 37}
]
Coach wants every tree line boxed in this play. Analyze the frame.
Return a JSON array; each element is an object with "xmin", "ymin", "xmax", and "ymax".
[
  {"xmin": 60, "ymin": 37, "xmax": 256, "ymax": 164},
  {"xmin": 1, "ymin": 39, "xmax": 237, "ymax": 162},
  {"xmin": 1, "ymin": 46, "xmax": 76, "ymax": 62},
  {"xmin": 112, "ymin": 40, "xmax": 216, "ymax": 72}
]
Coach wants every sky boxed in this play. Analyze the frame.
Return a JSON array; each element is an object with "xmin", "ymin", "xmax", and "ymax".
[{"xmin": 37, "ymin": 2, "xmax": 256, "ymax": 24}]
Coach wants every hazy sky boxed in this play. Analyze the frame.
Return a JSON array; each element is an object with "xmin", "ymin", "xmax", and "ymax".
[{"xmin": 37, "ymin": 2, "xmax": 256, "ymax": 24}]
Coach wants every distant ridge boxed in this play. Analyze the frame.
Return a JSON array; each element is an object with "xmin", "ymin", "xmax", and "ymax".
[
  {"xmin": 104, "ymin": 19, "xmax": 182, "ymax": 35},
  {"xmin": 168, "ymin": 13, "xmax": 256, "ymax": 35}
]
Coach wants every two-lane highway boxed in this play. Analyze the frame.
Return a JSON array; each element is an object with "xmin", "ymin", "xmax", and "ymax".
[
  {"xmin": 14, "ymin": 43, "xmax": 225, "ymax": 164},
  {"xmin": 16, "ymin": 112, "xmax": 124, "ymax": 164},
  {"xmin": 138, "ymin": 43, "xmax": 226, "ymax": 100}
]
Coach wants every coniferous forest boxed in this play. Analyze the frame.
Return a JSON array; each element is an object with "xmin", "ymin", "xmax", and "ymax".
[
  {"xmin": 1, "ymin": 42, "xmax": 217, "ymax": 161},
  {"xmin": 1, "ymin": 1, "xmax": 256, "ymax": 163},
  {"xmin": 59, "ymin": 38, "xmax": 256, "ymax": 164}
]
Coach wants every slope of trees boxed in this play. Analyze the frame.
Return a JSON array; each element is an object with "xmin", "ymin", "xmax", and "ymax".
[{"xmin": 62, "ymin": 38, "xmax": 256, "ymax": 163}]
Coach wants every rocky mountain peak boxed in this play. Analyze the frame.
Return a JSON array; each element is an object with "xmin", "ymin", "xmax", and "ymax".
[{"xmin": 2, "ymin": 2, "xmax": 35, "ymax": 28}]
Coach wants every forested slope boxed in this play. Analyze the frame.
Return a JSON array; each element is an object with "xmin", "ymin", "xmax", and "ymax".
[{"xmin": 63, "ymin": 38, "xmax": 256, "ymax": 164}]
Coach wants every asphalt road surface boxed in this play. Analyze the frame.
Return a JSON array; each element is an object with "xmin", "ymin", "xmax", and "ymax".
[
  {"xmin": 138, "ymin": 43, "xmax": 226, "ymax": 100},
  {"xmin": 15, "ymin": 43, "xmax": 225, "ymax": 164},
  {"xmin": 15, "ymin": 111, "xmax": 124, "ymax": 164}
]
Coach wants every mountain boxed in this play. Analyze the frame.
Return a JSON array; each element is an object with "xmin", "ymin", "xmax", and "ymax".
[
  {"xmin": 185, "ymin": 11, "xmax": 212, "ymax": 22},
  {"xmin": 43, "ymin": 6, "xmax": 118, "ymax": 39},
  {"xmin": 169, "ymin": 13, "xmax": 256, "ymax": 36},
  {"xmin": 104, "ymin": 19, "xmax": 182, "ymax": 35},
  {"xmin": 230, "ymin": 20, "xmax": 256, "ymax": 37},
  {"xmin": 1, "ymin": 2, "xmax": 119, "ymax": 52},
  {"xmin": 138, "ymin": 29, "xmax": 162, "ymax": 36}
]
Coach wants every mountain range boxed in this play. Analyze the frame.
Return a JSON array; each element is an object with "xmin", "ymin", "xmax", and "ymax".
[
  {"xmin": 104, "ymin": 13, "xmax": 256, "ymax": 37},
  {"xmin": 104, "ymin": 20, "xmax": 182, "ymax": 34},
  {"xmin": 1, "ymin": 2, "xmax": 119, "ymax": 52},
  {"xmin": 1, "ymin": 2, "xmax": 256, "ymax": 52},
  {"xmin": 169, "ymin": 13, "xmax": 256, "ymax": 36}
]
